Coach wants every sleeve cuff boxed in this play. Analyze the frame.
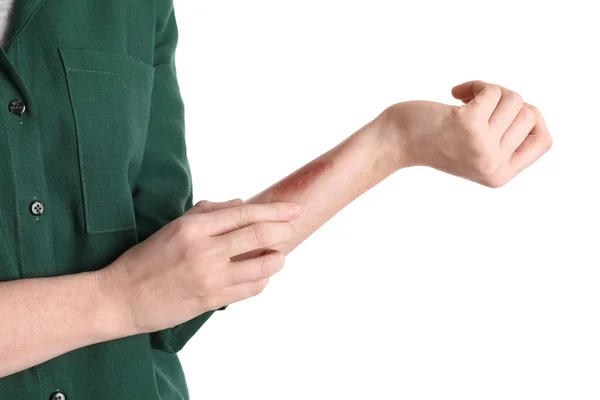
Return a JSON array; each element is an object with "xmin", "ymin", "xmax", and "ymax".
[{"xmin": 165, "ymin": 305, "xmax": 228, "ymax": 353}]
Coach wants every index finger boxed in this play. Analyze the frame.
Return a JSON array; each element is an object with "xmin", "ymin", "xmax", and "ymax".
[
  {"xmin": 452, "ymin": 80, "xmax": 502, "ymax": 119},
  {"xmin": 189, "ymin": 202, "xmax": 302, "ymax": 236}
]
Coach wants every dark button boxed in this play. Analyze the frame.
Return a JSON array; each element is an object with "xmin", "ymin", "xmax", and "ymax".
[
  {"xmin": 49, "ymin": 392, "xmax": 66, "ymax": 400},
  {"xmin": 9, "ymin": 99, "xmax": 26, "ymax": 116},
  {"xmin": 30, "ymin": 200, "xmax": 45, "ymax": 216}
]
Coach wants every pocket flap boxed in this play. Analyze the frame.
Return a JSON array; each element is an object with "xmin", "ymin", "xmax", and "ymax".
[{"xmin": 59, "ymin": 48, "xmax": 154, "ymax": 89}]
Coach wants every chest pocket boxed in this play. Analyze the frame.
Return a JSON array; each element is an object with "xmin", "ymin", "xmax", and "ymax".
[{"xmin": 59, "ymin": 48, "xmax": 155, "ymax": 234}]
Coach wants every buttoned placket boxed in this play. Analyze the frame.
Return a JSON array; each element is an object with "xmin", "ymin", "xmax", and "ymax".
[{"xmin": 0, "ymin": 27, "xmax": 70, "ymax": 400}]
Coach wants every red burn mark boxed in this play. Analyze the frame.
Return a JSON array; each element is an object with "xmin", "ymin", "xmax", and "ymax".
[{"xmin": 269, "ymin": 159, "xmax": 334, "ymax": 199}]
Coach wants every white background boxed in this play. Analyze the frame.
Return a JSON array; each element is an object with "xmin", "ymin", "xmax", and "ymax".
[{"xmin": 173, "ymin": 1, "xmax": 599, "ymax": 399}]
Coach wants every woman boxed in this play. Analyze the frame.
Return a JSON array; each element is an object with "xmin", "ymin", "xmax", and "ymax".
[{"xmin": 0, "ymin": 1, "xmax": 551, "ymax": 399}]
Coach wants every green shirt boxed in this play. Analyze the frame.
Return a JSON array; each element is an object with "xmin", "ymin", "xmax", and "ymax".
[{"xmin": 0, "ymin": 1, "xmax": 222, "ymax": 398}]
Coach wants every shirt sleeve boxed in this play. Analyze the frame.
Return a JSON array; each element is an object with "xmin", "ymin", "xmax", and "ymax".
[{"xmin": 134, "ymin": 0, "xmax": 225, "ymax": 354}]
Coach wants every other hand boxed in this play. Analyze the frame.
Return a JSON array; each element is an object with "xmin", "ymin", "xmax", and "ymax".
[
  {"xmin": 381, "ymin": 80, "xmax": 552, "ymax": 187},
  {"xmin": 94, "ymin": 199, "xmax": 301, "ymax": 334}
]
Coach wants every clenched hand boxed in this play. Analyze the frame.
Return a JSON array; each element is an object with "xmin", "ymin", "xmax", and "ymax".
[{"xmin": 382, "ymin": 80, "xmax": 552, "ymax": 187}]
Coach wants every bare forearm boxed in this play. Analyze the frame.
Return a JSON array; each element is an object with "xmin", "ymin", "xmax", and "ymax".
[
  {"xmin": 240, "ymin": 115, "xmax": 399, "ymax": 257},
  {"xmin": 0, "ymin": 271, "xmax": 128, "ymax": 378}
]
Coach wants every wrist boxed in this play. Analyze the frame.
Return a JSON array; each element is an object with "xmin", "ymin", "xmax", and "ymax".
[
  {"xmin": 344, "ymin": 113, "xmax": 403, "ymax": 184},
  {"xmin": 374, "ymin": 103, "xmax": 414, "ymax": 171},
  {"xmin": 89, "ymin": 264, "xmax": 140, "ymax": 339}
]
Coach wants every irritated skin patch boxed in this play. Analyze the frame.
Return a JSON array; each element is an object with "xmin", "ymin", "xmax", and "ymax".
[{"xmin": 269, "ymin": 159, "xmax": 334, "ymax": 199}]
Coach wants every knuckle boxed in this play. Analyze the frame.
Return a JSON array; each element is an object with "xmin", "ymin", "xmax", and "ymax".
[
  {"xmin": 261, "ymin": 252, "xmax": 284, "ymax": 277},
  {"xmin": 194, "ymin": 200, "xmax": 210, "ymax": 212},
  {"xmin": 506, "ymin": 91, "xmax": 523, "ymax": 106},
  {"xmin": 258, "ymin": 256, "xmax": 275, "ymax": 278},
  {"xmin": 251, "ymin": 223, "xmax": 270, "ymax": 246},
  {"xmin": 251, "ymin": 279, "xmax": 268, "ymax": 296},
  {"xmin": 234, "ymin": 205, "xmax": 251, "ymax": 227},
  {"xmin": 487, "ymin": 84, "xmax": 502, "ymax": 98},
  {"xmin": 521, "ymin": 106, "xmax": 536, "ymax": 124}
]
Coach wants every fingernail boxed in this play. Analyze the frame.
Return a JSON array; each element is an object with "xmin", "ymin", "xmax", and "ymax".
[{"xmin": 289, "ymin": 204, "xmax": 301, "ymax": 217}]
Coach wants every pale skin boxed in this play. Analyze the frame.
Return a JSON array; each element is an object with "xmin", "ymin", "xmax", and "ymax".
[{"xmin": 0, "ymin": 80, "xmax": 552, "ymax": 378}]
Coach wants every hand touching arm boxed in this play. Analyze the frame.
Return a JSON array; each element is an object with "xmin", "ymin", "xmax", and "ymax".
[{"xmin": 0, "ymin": 80, "xmax": 551, "ymax": 377}]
